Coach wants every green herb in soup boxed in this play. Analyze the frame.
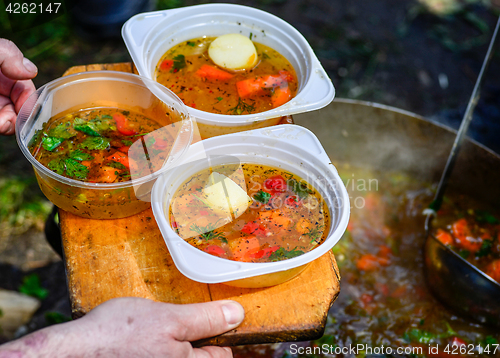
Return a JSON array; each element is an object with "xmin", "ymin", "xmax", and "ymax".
[
  {"xmin": 155, "ymin": 37, "xmax": 298, "ymax": 115},
  {"xmin": 168, "ymin": 164, "xmax": 329, "ymax": 263},
  {"xmin": 29, "ymin": 108, "xmax": 163, "ymax": 183}
]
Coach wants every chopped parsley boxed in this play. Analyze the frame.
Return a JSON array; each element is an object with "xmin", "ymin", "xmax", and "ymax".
[
  {"xmin": 48, "ymin": 122, "xmax": 77, "ymax": 139},
  {"xmin": 304, "ymin": 225, "xmax": 323, "ymax": 244},
  {"xmin": 190, "ymin": 222, "xmax": 227, "ymax": 242},
  {"xmin": 48, "ymin": 150, "xmax": 92, "ymax": 179},
  {"xmin": 475, "ymin": 210, "xmax": 499, "ymax": 224},
  {"xmin": 121, "ymin": 139, "xmax": 133, "ymax": 146},
  {"xmin": 69, "ymin": 149, "xmax": 94, "ymax": 162},
  {"xmin": 216, "ymin": 96, "xmax": 223, "ymax": 102},
  {"xmin": 79, "ymin": 136, "xmax": 110, "ymax": 150},
  {"xmin": 287, "ymin": 178, "xmax": 313, "ymax": 199},
  {"xmin": 172, "ymin": 54, "xmax": 186, "ymax": 72},
  {"xmin": 64, "ymin": 158, "xmax": 89, "ymax": 179},
  {"xmin": 74, "ymin": 115, "xmax": 115, "ymax": 136},
  {"xmin": 186, "ymin": 41, "xmax": 195, "ymax": 47},
  {"xmin": 269, "ymin": 247, "xmax": 304, "ymax": 262},
  {"xmin": 73, "ymin": 117, "xmax": 100, "ymax": 136},
  {"xmin": 476, "ymin": 239, "xmax": 493, "ymax": 257},
  {"xmin": 228, "ymin": 98, "xmax": 255, "ymax": 115},
  {"xmin": 42, "ymin": 136, "xmax": 64, "ymax": 151},
  {"xmin": 253, "ymin": 190, "xmax": 271, "ymax": 204},
  {"xmin": 107, "ymin": 162, "xmax": 127, "ymax": 170}
]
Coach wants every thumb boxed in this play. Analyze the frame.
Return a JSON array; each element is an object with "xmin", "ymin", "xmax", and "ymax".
[
  {"xmin": 171, "ymin": 300, "xmax": 244, "ymax": 342},
  {"xmin": 0, "ymin": 39, "xmax": 37, "ymax": 80}
]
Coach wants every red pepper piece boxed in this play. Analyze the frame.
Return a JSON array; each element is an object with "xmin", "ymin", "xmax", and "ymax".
[
  {"xmin": 113, "ymin": 112, "xmax": 137, "ymax": 136},
  {"xmin": 241, "ymin": 221, "xmax": 268, "ymax": 237},
  {"xmin": 204, "ymin": 245, "xmax": 226, "ymax": 258},
  {"xmin": 264, "ymin": 175, "xmax": 287, "ymax": 193},
  {"xmin": 160, "ymin": 59, "xmax": 174, "ymax": 71}
]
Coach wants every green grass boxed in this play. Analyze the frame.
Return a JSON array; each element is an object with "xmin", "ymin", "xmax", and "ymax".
[{"xmin": 0, "ymin": 177, "xmax": 52, "ymax": 237}]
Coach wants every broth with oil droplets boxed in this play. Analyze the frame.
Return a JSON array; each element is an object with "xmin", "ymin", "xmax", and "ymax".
[
  {"xmin": 155, "ymin": 36, "xmax": 298, "ymax": 115},
  {"xmin": 168, "ymin": 163, "xmax": 330, "ymax": 263}
]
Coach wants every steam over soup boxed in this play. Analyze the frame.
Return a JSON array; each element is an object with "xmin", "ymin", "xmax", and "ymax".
[
  {"xmin": 155, "ymin": 36, "xmax": 298, "ymax": 115},
  {"xmin": 28, "ymin": 108, "xmax": 167, "ymax": 183},
  {"xmin": 168, "ymin": 164, "xmax": 330, "ymax": 263}
]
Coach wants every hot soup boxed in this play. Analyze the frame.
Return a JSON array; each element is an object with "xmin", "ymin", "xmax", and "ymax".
[
  {"xmin": 29, "ymin": 108, "xmax": 165, "ymax": 184},
  {"xmin": 168, "ymin": 163, "xmax": 330, "ymax": 263},
  {"xmin": 155, "ymin": 36, "xmax": 298, "ymax": 115},
  {"xmin": 433, "ymin": 204, "xmax": 500, "ymax": 283}
]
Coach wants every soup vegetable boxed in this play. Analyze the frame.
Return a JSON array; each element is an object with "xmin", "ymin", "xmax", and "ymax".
[
  {"xmin": 232, "ymin": 166, "xmax": 499, "ymax": 358},
  {"xmin": 169, "ymin": 163, "xmax": 329, "ymax": 263},
  {"xmin": 155, "ymin": 35, "xmax": 298, "ymax": 115},
  {"xmin": 433, "ymin": 205, "xmax": 500, "ymax": 283},
  {"xmin": 29, "ymin": 108, "xmax": 166, "ymax": 184}
]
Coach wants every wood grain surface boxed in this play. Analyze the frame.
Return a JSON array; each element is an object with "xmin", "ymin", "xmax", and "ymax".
[{"xmin": 59, "ymin": 63, "xmax": 340, "ymax": 346}]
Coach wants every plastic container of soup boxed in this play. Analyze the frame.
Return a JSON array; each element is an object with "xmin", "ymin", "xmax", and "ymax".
[
  {"xmin": 16, "ymin": 71, "xmax": 193, "ymax": 219},
  {"xmin": 122, "ymin": 3, "xmax": 335, "ymax": 138},
  {"xmin": 151, "ymin": 124, "xmax": 350, "ymax": 288}
]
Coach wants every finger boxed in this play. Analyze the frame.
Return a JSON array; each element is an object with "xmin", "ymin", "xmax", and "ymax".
[
  {"xmin": 171, "ymin": 300, "xmax": 244, "ymax": 342},
  {"xmin": 0, "ymin": 39, "xmax": 37, "ymax": 80},
  {"xmin": 0, "ymin": 99, "xmax": 16, "ymax": 135},
  {"xmin": 11, "ymin": 79, "xmax": 36, "ymax": 113},
  {"xmin": 193, "ymin": 346, "xmax": 233, "ymax": 358}
]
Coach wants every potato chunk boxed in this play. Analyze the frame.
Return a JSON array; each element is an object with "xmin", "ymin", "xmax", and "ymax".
[{"xmin": 208, "ymin": 34, "xmax": 258, "ymax": 71}]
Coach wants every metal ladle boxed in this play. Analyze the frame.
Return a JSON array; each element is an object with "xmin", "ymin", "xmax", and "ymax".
[{"xmin": 424, "ymin": 17, "xmax": 500, "ymax": 327}]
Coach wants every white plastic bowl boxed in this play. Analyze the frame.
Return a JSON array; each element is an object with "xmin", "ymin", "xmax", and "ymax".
[
  {"xmin": 122, "ymin": 4, "xmax": 335, "ymax": 138},
  {"xmin": 151, "ymin": 124, "xmax": 350, "ymax": 287}
]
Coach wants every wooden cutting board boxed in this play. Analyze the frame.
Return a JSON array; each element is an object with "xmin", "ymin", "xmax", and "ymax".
[{"xmin": 59, "ymin": 62, "xmax": 341, "ymax": 346}]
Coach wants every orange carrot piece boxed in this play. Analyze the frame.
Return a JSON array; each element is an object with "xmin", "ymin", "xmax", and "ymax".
[
  {"xmin": 117, "ymin": 145, "xmax": 130, "ymax": 154},
  {"xmin": 236, "ymin": 78, "xmax": 265, "ymax": 98},
  {"xmin": 195, "ymin": 64, "xmax": 234, "ymax": 81},
  {"xmin": 271, "ymin": 86, "xmax": 292, "ymax": 108},
  {"xmin": 452, "ymin": 218, "xmax": 470, "ymax": 239},
  {"xmin": 100, "ymin": 166, "xmax": 118, "ymax": 183},
  {"xmin": 230, "ymin": 236, "xmax": 261, "ymax": 262},
  {"xmin": 436, "ymin": 228, "xmax": 453, "ymax": 246},
  {"xmin": 356, "ymin": 254, "xmax": 380, "ymax": 271},
  {"xmin": 485, "ymin": 259, "xmax": 500, "ymax": 283},
  {"xmin": 378, "ymin": 245, "xmax": 392, "ymax": 259},
  {"xmin": 357, "ymin": 253, "xmax": 390, "ymax": 271},
  {"xmin": 451, "ymin": 218, "xmax": 482, "ymax": 252},
  {"xmin": 270, "ymin": 213, "xmax": 292, "ymax": 230},
  {"xmin": 236, "ymin": 72, "xmax": 292, "ymax": 98},
  {"xmin": 296, "ymin": 218, "xmax": 311, "ymax": 235},
  {"xmin": 107, "ymin": 151, "xmax": 130, "ymax": 169}
]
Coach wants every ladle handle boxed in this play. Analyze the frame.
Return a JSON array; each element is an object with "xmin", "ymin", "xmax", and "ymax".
[{"xmin": 428, "ymin": 16, "xmax": 500, "ymax": 213}]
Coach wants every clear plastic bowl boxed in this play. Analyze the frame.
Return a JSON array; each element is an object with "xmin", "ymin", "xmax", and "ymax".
[
  {"xmin": 122, "ymin": 3, "xmax": 335, "ymax": 138},
  {"xmin": 16, "ymin": 71, "xmax": 193, "ymax": 219},
  {"xmin": 151, "ymin": 124, "xmax": 350, "ymax": 288}
]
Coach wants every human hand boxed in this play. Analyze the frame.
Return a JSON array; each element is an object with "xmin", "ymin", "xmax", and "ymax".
[
  {"xmin": 0, "ymin": 38, "xmax": 37, "ymax": 135},
  {"xmin": 0, "ymin": 297, "xmax": 245, "ymax": 358}
]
